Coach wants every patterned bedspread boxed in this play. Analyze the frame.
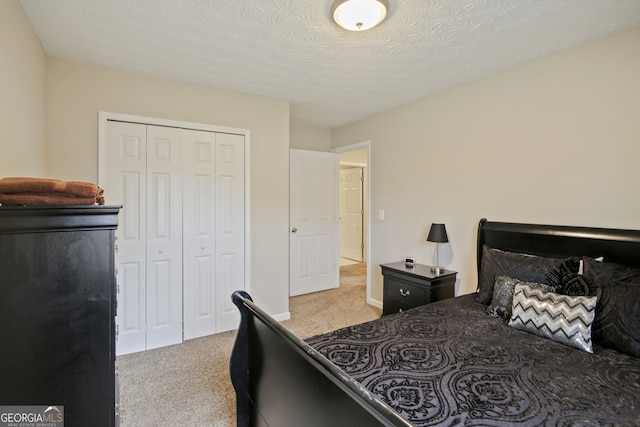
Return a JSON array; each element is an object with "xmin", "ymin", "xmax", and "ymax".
[{"xmin": 305, "ymin": 294, "xmax": 640, "ymax": 426}]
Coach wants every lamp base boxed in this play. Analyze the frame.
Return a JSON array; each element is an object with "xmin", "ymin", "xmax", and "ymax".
[{"xmin": 430, "ymin": 266, "xmax": 445, "ymax": 275}]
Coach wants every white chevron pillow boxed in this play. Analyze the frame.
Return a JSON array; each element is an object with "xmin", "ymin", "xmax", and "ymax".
[{"xmin": 509, "ymin": 282, "xmax": 597, "ymax": 353}]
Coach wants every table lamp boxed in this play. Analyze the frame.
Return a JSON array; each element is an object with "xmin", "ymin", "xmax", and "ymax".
[{"xmin": 427, "ymin": 223, "xmax": 448, "ymax": 275}]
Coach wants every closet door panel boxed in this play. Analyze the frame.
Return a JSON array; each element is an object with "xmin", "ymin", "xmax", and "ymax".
[
  {"xmin": 107, "ymin": 121, "xmax": 147, "ymax": 355},
  {"xmin": 183, "ymin": 130, "xmax": 217, "ymax": 339},
  {"xmin": 119, "ymin": 261, "xmax": 143, "ymax": 329},
  {"xmin": 105, "ymin": 117, "xmax": 246, "ymax": 351},
  {"xmin": 145, "ymin": 125, "xmax": 183, "ymax": 350},
  {"xmin": 216, "ymin": 133, "xmax": 245, "ymax": 332}
]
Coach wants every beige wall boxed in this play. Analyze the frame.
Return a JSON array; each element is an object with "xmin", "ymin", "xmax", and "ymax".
[
  {"xmin": 44, "ymin": 58, "xmax": 291, "ymax": 315},
  {"xmin": 332, "ymin": 27, "xmax": 640, "ymax": 300},
  {"xmin": 5, "ymin": 0, "xmax": 640, "ymax": 316},
  {"xmin": 339, "ymin": 148, "xmax": 367, "ymax": 165},
  {"xmin": 290, "ymin": 122, "xmax": 331, "ymax": 151},
  {"xmin": 2, "ymin": 0, "xmax": 290, "ymax": 319},
  {"xmin": 0, "ymin": 1, "xmax": 46, "ymax": 176}
]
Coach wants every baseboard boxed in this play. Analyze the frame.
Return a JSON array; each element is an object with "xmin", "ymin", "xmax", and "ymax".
[
  {"xmin": 272, "ymin": 311, "xmax": 291, "ymax": 322},
  {"xmin": 367, "ymin": 297, "xmax": 383, "ymax": 309}
]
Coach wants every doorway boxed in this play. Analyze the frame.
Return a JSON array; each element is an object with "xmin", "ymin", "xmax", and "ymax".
[
  {"xmin": 339, "ymin": 166, "xmax": 364, "ymax": 263},
  {"xmin": 333, "ymin": 142, "xmax": 373, "ymax": 307}
]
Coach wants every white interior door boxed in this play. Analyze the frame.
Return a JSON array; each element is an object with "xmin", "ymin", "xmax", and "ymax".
[
  {"xmin": 214, "ymin": 133, "xmax": 245, "ymax": 331},
  {"xmin": 108, "ymin": 122, "xmax": 183, "ymax": 355},
  {"xmin": 340, "ymin": 167, "xmax": 363, "ymax": 261},
  {"xmin": 107, "ymin": 121, "xmax": 147, "ymax": 355},
  {"xmin": 182, "ymin": 129, "xmax": 217, "ymax": 340},
  {"xmin": 182, "ymin": 131, "xmax": 244, "ymax": 338},
  {"xmin": 103, "ymin": 114, "xmax": 246, "ymax": 354},
  {"xmin": 290, "ymin": 149, "xmax": 339, "ymax": 297},
  {"xmin": 145, "ymin": 125, "xmax": 183, "ymax": 350}
]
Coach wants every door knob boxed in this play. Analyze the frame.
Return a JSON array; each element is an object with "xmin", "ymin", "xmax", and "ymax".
[{"xmin": 291, "ymin": 227, "xmax": 297, "ymax": 233}]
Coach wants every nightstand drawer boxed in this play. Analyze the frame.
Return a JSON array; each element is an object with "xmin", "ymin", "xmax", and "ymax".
[
  {"xmin": 380, "ymin": 262, "xmax": 457, "ymax": 316},
  {"xmin": 383, "ymin": 298, "xmax": 417, "ymax": 315},
  {"xmin": 384, "ymin": 279, "xmax": 426, "ymax": 306}
]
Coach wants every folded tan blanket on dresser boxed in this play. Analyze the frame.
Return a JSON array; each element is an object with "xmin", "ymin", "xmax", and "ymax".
[{"xmin": 0, "ymin": 177, "xmax": 105, "ymax": 206}]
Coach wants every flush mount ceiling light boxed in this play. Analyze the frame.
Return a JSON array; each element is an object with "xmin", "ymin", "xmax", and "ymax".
[{"xmin": 331, "ymin": 0, "xmax": 389, "ymax": 31}]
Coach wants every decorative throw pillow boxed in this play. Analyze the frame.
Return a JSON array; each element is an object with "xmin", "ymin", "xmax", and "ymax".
[
  {"xmin": 588, "ymin": 277, "xmax": 640, "ymax": 357},
  {"xmin": 582, "ymin": 258, "xmax": 640, "ymax": 357},
  {"xmin": 476, "ymin": 246, "xmax": 571, "ymax": 305},
  {"xmin": 509, "ymin": 283, "xmax": 597, "ymax": 353},
  {"xmin": 582, "ymin": 257, "xmax": 640, "ymax": 287},
  {"xmin": 486, "ymin": 276, "xmax": 554, "ymax": 319},
  {"xmin": 557, "ymin": 273, "xmax": 590, "ymax": 296},
  {"xmin": 554, "ymin": 257, "xmax": 590, "ymax": 296}
]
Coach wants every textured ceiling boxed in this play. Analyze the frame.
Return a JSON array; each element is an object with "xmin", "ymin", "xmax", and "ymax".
[{"xmin": 19, "ymin": 0, "xmax": 640, "ymax": 128}]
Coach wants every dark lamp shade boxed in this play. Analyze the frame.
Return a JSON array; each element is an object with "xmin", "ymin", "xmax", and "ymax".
[{"xmin": 427, "ymin": 223, "xmax": 448, "ymax": 243}]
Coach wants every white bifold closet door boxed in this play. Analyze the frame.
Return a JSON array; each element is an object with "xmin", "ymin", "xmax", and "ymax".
[
  {"xmin": 145, "ymin": 125, "xmax": 184, "ymax": 351},
  {"xmin": 182, "ymin": 130, "xmax": 244, "ymax": 339},
  {"xmin": 107, "ymin": 121, "xmax": 244, "ymax": 356},
  {"xmin": 107, "ymin": 122, "xmax": 183, "ymax": 355}
]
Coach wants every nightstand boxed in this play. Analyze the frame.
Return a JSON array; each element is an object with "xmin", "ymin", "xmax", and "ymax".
[{"xmin": 380, "ymin": 262, "xmax": 457, "ymax": 316}]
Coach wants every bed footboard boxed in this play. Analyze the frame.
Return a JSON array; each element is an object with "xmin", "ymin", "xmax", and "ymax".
[{"xmin": 230, "ymin": 291, "xmax": 411, "ymax": 427}]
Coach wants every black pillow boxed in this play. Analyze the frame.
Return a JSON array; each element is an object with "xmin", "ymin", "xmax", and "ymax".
[
  {"xmin": 476, "ymin": 246, "xmax": 572, "ymax": 305},
  {"xmin": 582, "ymin": 258, "xmax": 640, "ymax": 357},
  {"xmin": 588, "ymin": 277, "xmax": 640, "ymax": 357},
  {"xmin": 583, "ymin": 257, "xmax": 640, "ymax": 286}
]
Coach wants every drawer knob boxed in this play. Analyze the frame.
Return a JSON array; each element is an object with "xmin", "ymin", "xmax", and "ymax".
[{"xmin": 400, "ymin": 288, "xmax": 410, "ymax": 297}]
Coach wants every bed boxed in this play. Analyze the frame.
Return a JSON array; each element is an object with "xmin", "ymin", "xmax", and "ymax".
[{"xmin": 230, "ymin": 219, "xmax": 640, "ymax": 426}]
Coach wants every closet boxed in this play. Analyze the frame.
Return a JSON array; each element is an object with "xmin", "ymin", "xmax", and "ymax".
[{"xmin": 104, "ymin": 119, "xmax": 244, "ymax": 356}]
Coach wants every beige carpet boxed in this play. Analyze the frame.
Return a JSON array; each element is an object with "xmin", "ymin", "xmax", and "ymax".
[{"xmin": 116, "ymin": 262, "xmax": 380, "ymax": 426}]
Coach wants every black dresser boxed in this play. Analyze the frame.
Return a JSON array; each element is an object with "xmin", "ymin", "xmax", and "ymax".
[
  {"xmin": 0, "ymin": 206, "xmax": 120, "ymax": 426},
  {"xmin": 380, "ymin": 262, "xmax": 457, "ymax": 316}
]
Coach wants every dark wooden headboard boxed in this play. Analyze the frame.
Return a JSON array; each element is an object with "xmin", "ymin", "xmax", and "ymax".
[{"xmin": 477, "ymin": 218, "xmax": 640, "ymax": 278}]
